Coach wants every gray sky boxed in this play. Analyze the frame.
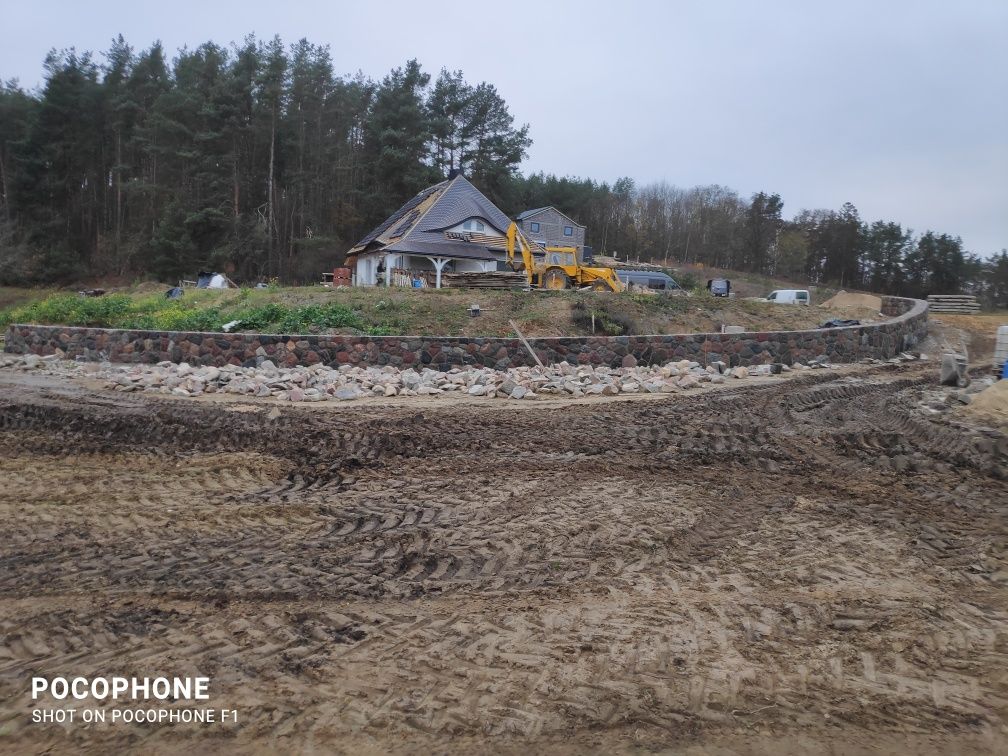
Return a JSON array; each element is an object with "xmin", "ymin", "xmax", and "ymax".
[{"xmin": 4, "ymin": 0, "xmax": 1007, "ymax": 255}]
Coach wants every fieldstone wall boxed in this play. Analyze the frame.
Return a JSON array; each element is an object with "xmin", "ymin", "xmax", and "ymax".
[{"xmin": 5, "ymin": 297, "xmax": 928, "ymax": 370}]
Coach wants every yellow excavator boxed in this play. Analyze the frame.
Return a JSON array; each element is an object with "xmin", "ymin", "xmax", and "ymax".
[{"xmin": 505, "ymin": 222, "xmax": 624, "ymax": 292}]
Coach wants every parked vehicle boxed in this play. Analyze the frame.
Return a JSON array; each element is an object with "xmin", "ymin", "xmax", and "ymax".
[
  {"xmin": 707, "ymin": 278, "xmax": 731, "ymax": 297},
  {"xmin": 766, "ymin": 289, "xmax": 810, "ymax": 305},
  {"xmin": 617, "ymin": 270, "xmax": 682, "ymax": 292}
]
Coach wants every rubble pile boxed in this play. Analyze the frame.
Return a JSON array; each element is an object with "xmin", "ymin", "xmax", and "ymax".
[{"xmin": 0, "ymin": 353, "xmax": 853, "ymax": 403}]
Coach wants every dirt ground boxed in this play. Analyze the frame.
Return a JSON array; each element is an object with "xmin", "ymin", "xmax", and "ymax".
[
  {"xmin": 0, "ymin": 362, "xmax": 1006, "ymax": 754},
  {"xmin": 929, "ymin": 312, "xmax": 1008, "ymax": 364}
]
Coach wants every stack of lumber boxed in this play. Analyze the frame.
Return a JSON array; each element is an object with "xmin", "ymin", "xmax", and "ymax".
[
  {"xmin": 593, "ymin": 255, "xmax": 663, "ymax": 271},
  {"xmin": 927, "ymin": 294, "xmax": 981, "ymax": 313},
  {"xmin": 441, "ymin": 272, "xmax": 527, "ymax": 289}
]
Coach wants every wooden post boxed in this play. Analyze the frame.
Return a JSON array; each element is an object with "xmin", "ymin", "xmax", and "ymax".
[{"xmin": 510, "ymin": 319, "xmax": 544, "ymax": 368}]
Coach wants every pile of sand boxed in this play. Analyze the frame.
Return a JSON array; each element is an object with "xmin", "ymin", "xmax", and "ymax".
[
  {"xmin": 963, "ymin": 379, "xmax": 1008, "ymax": 425},
  {"xmin": 821, "ymin": 290, "xmax": 883, "ymax": 310}
]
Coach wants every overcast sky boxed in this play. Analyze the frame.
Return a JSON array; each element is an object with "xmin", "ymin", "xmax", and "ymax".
[{"xmin": 3, "ymin": 0, "xmax": 1006, "ymax": 255}]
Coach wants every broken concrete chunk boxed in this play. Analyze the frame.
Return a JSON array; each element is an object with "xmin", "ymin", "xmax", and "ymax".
[
  {"xmin": 940, "ymin": 353, "xmax": 967, "ymax": 387},
  {"xmin": 401, "ymin": 369, "xmax": 422, "ymax": 389}
]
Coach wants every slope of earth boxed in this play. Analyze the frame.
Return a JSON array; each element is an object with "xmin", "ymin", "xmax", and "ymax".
[
  {"xmin": 0, "ymin": 364, "xmax": 1004, "ymax": 754},
  {"xmin": 0, "ymin": 284, "xmax": 884, "ymax": 339},
  {"xmin": 929, "ymin": 312, "xmax": 1008, "ymax": 365}
]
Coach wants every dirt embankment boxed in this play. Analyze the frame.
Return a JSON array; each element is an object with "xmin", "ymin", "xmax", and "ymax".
[
  {"xmin": 930, "ymin": 312, "xmax": 1008, "ymax": 363},
  {"xmin": 821, "ymin": 290, "xmax": 883, "ymax": 310},
  {"xmin": 1, "ymin": 284, "xmax": 887, "ymax": 339},
  {"xmin": 0, "ymin": 362, "xmax": 1004, "ymax": 754}
]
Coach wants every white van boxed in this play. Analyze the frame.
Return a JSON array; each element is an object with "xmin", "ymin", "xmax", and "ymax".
[{"xmin": 766, "ymin": 289, "xmax": 810, "ymax": 305}]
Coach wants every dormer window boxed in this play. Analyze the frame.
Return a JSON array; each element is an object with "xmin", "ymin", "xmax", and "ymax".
[{"xmin": 462, "ymin": 219, "xmax": 486, "ymax": 232}]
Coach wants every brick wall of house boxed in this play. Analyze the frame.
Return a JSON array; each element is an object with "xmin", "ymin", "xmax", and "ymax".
[{"xmin": 519, "ymin": 208, "xmax": 586, "ymax": 255}]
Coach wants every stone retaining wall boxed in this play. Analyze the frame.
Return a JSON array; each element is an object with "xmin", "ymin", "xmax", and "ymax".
[{"xmin": 5, "ymin": 296, "xmax": 928, "ymax": 370}]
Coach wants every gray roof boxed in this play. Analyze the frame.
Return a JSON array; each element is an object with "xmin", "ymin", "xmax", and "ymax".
[
  {"xmin": 516, "ymin": 205, "xmax": 585, "ymax": 227},
  {"xmin": 416, "ymin": 175, "xmax": 511, "ymax": 233},
  {"xmin": 516, "ymin": 206, "xmax": 550, "ymax": 220},
  {"xmin": 353, "ymin": 180, "xmax": 448, "ymax": 250},
  {"xmin": 348, "ymin": 175, "xmax": 511, "ymax": 260}
]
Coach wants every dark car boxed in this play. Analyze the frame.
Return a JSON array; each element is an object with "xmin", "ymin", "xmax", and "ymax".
[{"xmin": 707, "ymin": 278, "xmax": 731, "ymax": 297}]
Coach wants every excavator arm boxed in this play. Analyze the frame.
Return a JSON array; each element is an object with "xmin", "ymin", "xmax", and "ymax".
[{"xmin": 505, "ymin": 222, "xmax": 536, "ymax": 287}]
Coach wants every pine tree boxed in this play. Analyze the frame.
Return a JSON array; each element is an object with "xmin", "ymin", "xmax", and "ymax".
[
  {"xmin": 741, "ymin": 192, "xmax": 783, "ymax": 273},
  {"xmin": 362, "ymin": 59, "xmax": 435, "ymax": 224}
]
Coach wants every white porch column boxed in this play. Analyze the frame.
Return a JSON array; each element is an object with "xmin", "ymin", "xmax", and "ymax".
[
  {"xmin": 427, "ymin": 256, "xmax": 449, "ymax": 289},
  {"xmin": 384, "ymin": 253, "xmax": 395, "ymax": 287}
]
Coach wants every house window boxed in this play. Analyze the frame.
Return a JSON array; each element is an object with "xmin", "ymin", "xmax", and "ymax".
[
  {"xmin": 530, "ymin": 222, "xmax": 540, "ymax": 233},
  {"xmin": 563, "ymin": 226, "xmax": 573, "ymax": 236},
  {"xmin": 462, "ymin": 219, "xmax": 485, "ymax": 232}
]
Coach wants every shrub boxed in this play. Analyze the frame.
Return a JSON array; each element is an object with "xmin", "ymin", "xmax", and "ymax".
[
  {"xmin": 235, "ymin": 302, "xmax": 291, "ymax": 331},
  {"xmin": 7, "ymin": 293, "xmax": 133, "ymax": 327},
  {"xmin": 293, "ymin": 302, "xmax": 362, "ymax": 331},
  {"xmin": 672, "ymin": 271, "xmax": 699, "ymax": 291},
  {"xmin": 119, "ymin": 302, "xmax": 225, "ymax": 332},
  {"xmin": 3, "ymin": 291, "xmax": 364, "ymax": 335},
  {"xmin": 571, "ymin": 300, "xmax": 634, "ymax": 335}
]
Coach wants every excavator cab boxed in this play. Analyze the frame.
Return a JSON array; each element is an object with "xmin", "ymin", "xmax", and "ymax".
[{"xmin": 546, "ymin": 250, "xmax": 577, "ymax": 267}]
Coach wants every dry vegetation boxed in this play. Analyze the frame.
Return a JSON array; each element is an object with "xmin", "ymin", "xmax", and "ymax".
[{"xmin": 1, "ymin": 284, "xmax": 883, "ymax": 338}]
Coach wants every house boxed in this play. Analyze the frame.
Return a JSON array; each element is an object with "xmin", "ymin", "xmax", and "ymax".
[
  {"xmin": 344, "ymin": 173, "xmax": 515, "ymax": 288},
  {"xmin": 516, "ymin": 206, "xmax": 587, "ymax": 260}
]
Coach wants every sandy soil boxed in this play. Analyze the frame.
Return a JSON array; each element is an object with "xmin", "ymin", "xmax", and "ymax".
[
  {"xmin": 929, "ymin": 313, "xmax": 1008, "ymax": 364},
  {"xmin": 821, "ymin": 291, "xmax": 883, "ymax": 311},
  {"xmin": 963, "ymin": 380, "xmax": 1008, "ymax": 426},
  {"xmin": 0, "ymin": 363, "xmax": 1005, "ymax": 754}
]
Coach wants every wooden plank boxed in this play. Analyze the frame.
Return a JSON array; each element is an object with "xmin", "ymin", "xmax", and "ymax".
[{"xmin": 509, "ymin": 320, "xmax": 544, "ymax": 369}]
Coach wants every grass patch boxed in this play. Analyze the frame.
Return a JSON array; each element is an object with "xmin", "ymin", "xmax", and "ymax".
[
  {"xmin": 1, "ymin": 282, "xmax": 860, "ymax": 338},
  {"xmin": 2, "ymin": 293, "xmax": 134, "ymax": 328},
  {"xmin": 1, "ymin": 291, "xmax": 363, "ymax": 334}
]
